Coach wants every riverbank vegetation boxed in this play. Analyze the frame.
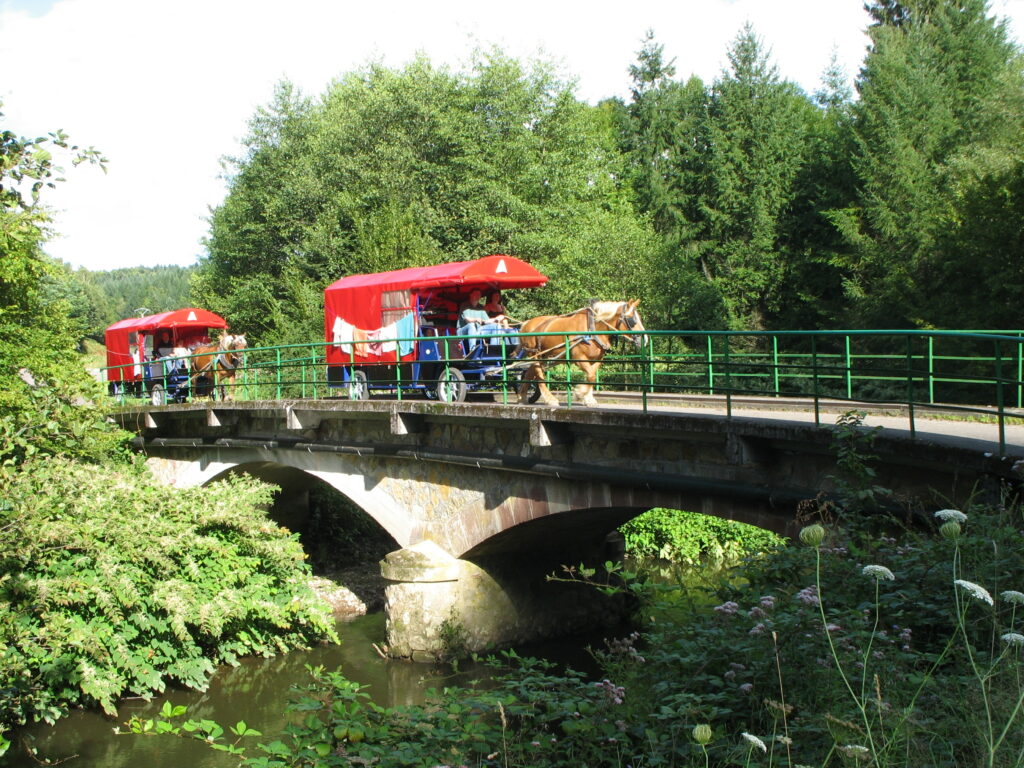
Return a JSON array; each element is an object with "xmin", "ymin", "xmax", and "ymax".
[{"xmin": 129, "ymin": 490, "xmax": 1024, "ymax": 767}]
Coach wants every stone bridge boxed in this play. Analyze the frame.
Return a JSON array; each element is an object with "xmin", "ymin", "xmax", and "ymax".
[{"xmin": 114, "ymin": 399, "xmax": 1021, "ymax": 659}]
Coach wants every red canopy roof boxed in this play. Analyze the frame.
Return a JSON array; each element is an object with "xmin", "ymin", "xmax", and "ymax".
[
  {"xmin": 104, "ymin": 308, "xmax": 228, "ymax": 333},
  {"xmin": 324, "ymin": 255, "xmax": 548, "ymax": 295}
]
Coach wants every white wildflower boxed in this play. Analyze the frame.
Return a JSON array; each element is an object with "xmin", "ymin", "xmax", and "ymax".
[
  {"xmin": 741, "ymin": 732, "xmax": 767, "ymax": 753},
  {"xmin": 1002, "ymin": 633, "xmax": 1024, "ymax": 647},
  {"xmin": 955, "ymin": 579, "xmax": 994, "ymax": 606},
  {"xmin": 862, "ymin": 565, "xmax": 895, "ymax": 581},
  {"xmin": 1001, "ymin": 590, "xmax": 1024, "ymax": 606},
  {"xmin": 841, "ymin": 744, "xmax": 871, "ymax": 760},
  {"xmin": 934, "ymin": 509, "xmax": 967, "ymax": 524}
]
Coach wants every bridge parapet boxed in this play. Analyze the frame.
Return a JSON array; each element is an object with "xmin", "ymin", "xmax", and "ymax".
[{"xmin": 117, "ymin": 399, "xmax": 1018, "ymax": 554}]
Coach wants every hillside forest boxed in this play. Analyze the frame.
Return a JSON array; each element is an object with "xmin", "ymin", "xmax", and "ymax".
[{"xmin": 51, "ymin": 0, "xmax": 1024, "ymax": 349}]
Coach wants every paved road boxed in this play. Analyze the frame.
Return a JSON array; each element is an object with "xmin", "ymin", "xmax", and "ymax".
[{"xmin": 582, "ymin": 392, "xmax": 1024, "ymax": 459}]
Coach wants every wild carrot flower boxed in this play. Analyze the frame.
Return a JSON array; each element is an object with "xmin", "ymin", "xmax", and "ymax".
[
  {"xmin": 934, "ymin": 509, "xmax": 967, "ymax": 523},
  {"xmin": 1001, "ymin": 590, "xmax": 1024, "ymax": 605},
  {"xmin": 692, "ymin": 724, "xmax": 712, "ymax": 745},
  {"xmin": 939, "ymin": 520, "xmax": 961, "ymax": 539},
  {"xmin": 955, "ymin": 579, "xmax": 994, "ymax": 606},
  {"xmin": 862, "ymin": 565, "xmax": 895, "ymax": 581},
  {"xmin": 841, "ymin": 744, "xmax": 871, "ymax": 760},
  {"xmin": 741, "ymin": 732, "xmax": 767, "ymax": 752},
  {"xmin": 799, "ymin": 524, "xmax": 825, "ymax": 547},
  {"xmin": 1001, "ymin": 632, "xmax": 1024, "ymax": 647}
]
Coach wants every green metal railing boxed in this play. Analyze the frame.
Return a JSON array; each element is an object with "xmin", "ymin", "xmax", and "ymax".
[{"xmin": 103, "ymin": 329, "xmax": 1024, "ymax": 455}]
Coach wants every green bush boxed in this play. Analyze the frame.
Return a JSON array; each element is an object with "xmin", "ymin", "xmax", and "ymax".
[
  {"xmin": 620, "ymin": 507, "xmax": 784, "ymax": 565},
  {"xmin": 0, "ymin": 459, "xmax": 337, "ymax": 730}
]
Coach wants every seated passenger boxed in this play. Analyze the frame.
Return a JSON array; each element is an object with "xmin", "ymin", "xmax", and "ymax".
[
  {"xmin": 484, "ymin": 291, "xmax": 511, "ymax": 328},
  {"xmin": 458, "ymin": 289, "xmax": 504, "ymax": 345}
]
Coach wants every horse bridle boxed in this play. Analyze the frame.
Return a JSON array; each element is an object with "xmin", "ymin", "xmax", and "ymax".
[
  {"xmin": 216, "ymin": 341, "xmax": 245, "ymax": 371},
  {"xmin": 594, "ymin": 303, "xmax": 643, "ymax": 346}
]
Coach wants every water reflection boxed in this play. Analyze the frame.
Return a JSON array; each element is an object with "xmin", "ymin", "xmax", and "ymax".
[
  {"xmin": 3, "ymin": 613, "xmax": 403, "ymax": 768},
  {"xmin": 0, "ymin": 612, "xmax": 614, "ymax": 768}
]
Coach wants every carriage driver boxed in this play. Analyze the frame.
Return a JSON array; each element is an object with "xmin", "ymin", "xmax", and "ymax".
[{"xmin": 154, "ymin": 330, "xmax": 174, "ymax": 358}]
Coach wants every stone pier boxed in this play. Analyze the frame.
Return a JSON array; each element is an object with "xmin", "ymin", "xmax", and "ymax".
[{"xmin": 380, "ymin": 538, "xmax": 630, "ymax": 661}]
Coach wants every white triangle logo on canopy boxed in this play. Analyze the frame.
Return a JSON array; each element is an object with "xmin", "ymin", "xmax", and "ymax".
[
  {"xmin": 187, "ymin": 311, "xmax": 198, "ymax": 321},
  {"xmin": 496, "ymin": 259, "xmax": 508, "ymax": 274}
]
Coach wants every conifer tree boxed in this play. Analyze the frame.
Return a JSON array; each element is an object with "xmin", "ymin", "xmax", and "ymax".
[
  {"xmin": 701, "ymin": 25, "xmax": 811, "ymax": 329},
  {"xmin": 832, "ymin": 0, "xmax": 1021, "ymax": 327}
]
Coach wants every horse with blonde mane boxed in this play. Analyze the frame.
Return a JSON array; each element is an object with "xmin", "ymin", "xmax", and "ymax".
[
  {"xmin": 514, "ymin": 300, "xmax": 645, "ymax": 407},
  {"xmin": 190, "ymin": 333, "xmax": 248, "ymax": 400}
]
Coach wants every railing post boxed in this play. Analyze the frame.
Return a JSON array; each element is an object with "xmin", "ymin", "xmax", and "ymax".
[
  {"xmin": 500, "ymin": 336, "xmax": 509, "ymax": 406},
  {"xmin": 996, "ymin": 339, "xmax": 1006, "ymax": 456},
  {"xmin": 811, "ymin": 334, "xmax": 820, "ymax": 425},
  {"xmin": 564, "ymin": 332, "xmax": 573, "ymax": 407},
  {"xmin": 772, "ymin": 335, "xmax": 780, "ymax": 396},
  {"xmin": 312, "ymin": 346, "xmax": 320, "ymax": 400},
  {"xmin": 1017, "ymin": 334, "xmax": 1022, "ymax": 409},
  {"xmin": 275, "ymin": 348, "xmax": 282, "ymax": 401},
  {"xmin": 724, "ymin": 334, "xmax": 732, "ymax": 419},
  {"xmin": 644, "ymin": 332, "xmax": 653, "ymax": 413},
  {"xmin": 395, "ymin": 352, "xmax": 403, "ymax": 401},
  {"xmin": 707, "ymin": 335, "xmax": 714, "ymax": 395},
  {"xmin": 905, "ymin": 335, "xmax": 916, "ymax": 440},
  {"xmin": 928, "ymin": 335, "xmax": 935, "ymax": 405},
  {"xmin": 844, "ymin": 335, "xmax": 852, "ymax": 400}
]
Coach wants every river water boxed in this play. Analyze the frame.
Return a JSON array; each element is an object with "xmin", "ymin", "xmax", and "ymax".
[{"xmin": 0, "ymin": 611, "xmax": 610, "ymax": 768}]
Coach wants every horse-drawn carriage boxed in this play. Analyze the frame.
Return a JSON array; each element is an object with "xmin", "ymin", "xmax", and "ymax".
[
  {"xmin": 324, "ymin": 255, "xmax": 647, "ymax": 405},
  {"xmin": 104, "ymin": 308, "xmax": 229, "ymax": 404},
  {"xmin": 324, "ymin": 255, "xmax": 548, "ymax": 402}
]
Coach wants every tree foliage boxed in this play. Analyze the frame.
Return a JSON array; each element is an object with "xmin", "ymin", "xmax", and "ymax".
[
  {"xmin": 195, "ymin": 53, "xmax": 658, "ymax": 345},
  {"xmin": 832, "ymin": 0, "xmax": 1024, "ymax": 327}
]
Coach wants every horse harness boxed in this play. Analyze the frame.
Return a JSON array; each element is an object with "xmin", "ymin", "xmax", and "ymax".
[
  {"xmin": 522, "ymin": 305, "xmax": 625, "ymax": 360},
  {"xmin": 193, "ymin": 346, "xmax": 242, "ymax": 375}
]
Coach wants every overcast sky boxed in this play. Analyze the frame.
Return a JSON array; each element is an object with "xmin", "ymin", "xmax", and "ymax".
[{"xmin": 3, "ymin": 0, "xmax": 1024, "ymax": 272}]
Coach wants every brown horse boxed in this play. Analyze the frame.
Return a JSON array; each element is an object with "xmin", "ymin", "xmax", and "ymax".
[
  {"xmin": 514, "ymin": 300, "xmax": 645, "ymax": 407},
  {"xmin": 190, "ymin": 333, "xmax": 248, "ymax": 400}
]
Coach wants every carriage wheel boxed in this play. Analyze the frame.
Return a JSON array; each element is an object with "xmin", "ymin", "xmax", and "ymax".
[
  {"xmin": 348, "ymin": 370, "xmax": 369, "ymax": 401},
  {"xmin": 436, "ymin": 367, "xmax": 467, "ymax": 403},
  {"xmin": 150, "ymin": 383, "xmax": 166, "ymax": 406}
]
